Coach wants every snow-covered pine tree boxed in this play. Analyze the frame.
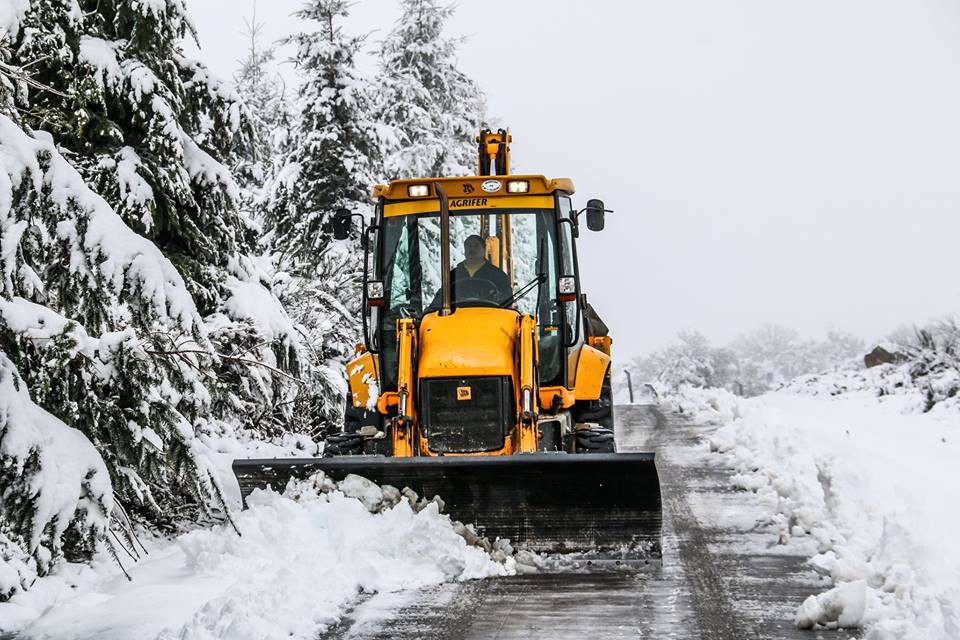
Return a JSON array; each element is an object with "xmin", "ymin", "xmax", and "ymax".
[
  {"xmin": 260, "ymin": 0, "xmax": 376, "ymax": 434},
  {"xmin": 374, "ymin": 0, "xmax": 487, "ymax": 179},
  {"xmin": 1, "ymin": 0, "xmax": 301, "ymax": 563},
  {"xmin": 232, "ymin": 6, "xmax": 293, "ymax": 203},
  {"xmin": 264, "ymin": 0, "xmax": 377, "ymax": 271}
]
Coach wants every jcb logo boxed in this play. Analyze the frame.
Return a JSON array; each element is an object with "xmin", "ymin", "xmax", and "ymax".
[{"xmin": 457, "ymin": 386, "xmax": 472, "ymax": 401}]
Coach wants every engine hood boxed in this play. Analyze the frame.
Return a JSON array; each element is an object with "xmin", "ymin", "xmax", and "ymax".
[{"xmin": 418, "ymin": 308, "xmax": 519, "ymax": 378}]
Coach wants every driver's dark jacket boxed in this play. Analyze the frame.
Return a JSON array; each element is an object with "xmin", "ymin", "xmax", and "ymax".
[{"xmin": 451, "ymin": 260, "xmax": 511, "ymax": 304}]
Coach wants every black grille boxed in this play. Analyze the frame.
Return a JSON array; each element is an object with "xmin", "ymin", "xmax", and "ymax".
[{"xmin": 421, "ymin": 377, "xmax": 513, "ymax": 453}]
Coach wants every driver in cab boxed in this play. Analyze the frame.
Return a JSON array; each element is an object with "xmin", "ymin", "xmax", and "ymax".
[{"xmin": 451, "ymin": 234, "xmax": 511, "ymax": 305}]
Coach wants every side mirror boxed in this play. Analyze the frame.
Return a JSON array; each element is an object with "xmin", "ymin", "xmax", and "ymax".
[
  {"xmin": 332, "ymin": 209, "xmax": 352, "ymax": 240},
  {"xmin": 586, "ymin": 199, "xmax": 606, "ymax": 232}
]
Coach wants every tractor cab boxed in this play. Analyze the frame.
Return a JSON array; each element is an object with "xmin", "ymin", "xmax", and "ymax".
[{"xmin": 362, "ymin": 175, "xmax": 595, "ymax": 393}]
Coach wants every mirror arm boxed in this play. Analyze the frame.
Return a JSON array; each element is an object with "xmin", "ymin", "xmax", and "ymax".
[{"xmin": 573, "ymin": 206, "xmax": 614, "ymax": 217}]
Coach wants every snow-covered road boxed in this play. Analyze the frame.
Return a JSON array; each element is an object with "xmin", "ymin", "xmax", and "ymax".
[{"xmin": 314, "ymin": 405, "xmax": 849, "ymax": 639}]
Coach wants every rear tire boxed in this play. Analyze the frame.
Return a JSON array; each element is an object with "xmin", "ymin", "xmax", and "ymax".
[
  {"xmin": 574, "ymin": 426, "xmax": 617, "ymax": 454},
  {"xmin": 573, "ymin": 378, "xmax": 615, "ymax": 431}
]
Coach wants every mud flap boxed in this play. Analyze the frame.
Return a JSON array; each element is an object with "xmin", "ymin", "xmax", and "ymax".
[{"xmin": 232, "ymin": 453, "xmax": 662, "ymax": 558}]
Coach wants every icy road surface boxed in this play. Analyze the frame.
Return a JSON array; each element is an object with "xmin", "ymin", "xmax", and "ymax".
[{"xmin": 319, "ymin": 405, "xmax": 854, "ymax": 640}]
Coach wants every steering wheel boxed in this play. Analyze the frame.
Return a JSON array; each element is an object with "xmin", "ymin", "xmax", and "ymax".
[{"xmin": 453, "ymin": 278, "xmax": 504, "ymax": 308}]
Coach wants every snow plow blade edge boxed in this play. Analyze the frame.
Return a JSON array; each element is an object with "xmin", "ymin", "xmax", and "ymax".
[{"xmin": 232, "ymin": 453, "xmax": 662, "ymax": 558}]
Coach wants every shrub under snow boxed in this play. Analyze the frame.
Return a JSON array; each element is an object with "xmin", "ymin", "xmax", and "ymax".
[{"xmin": 0, "ymin": 353, "xmax": 112, "ymax": 599}]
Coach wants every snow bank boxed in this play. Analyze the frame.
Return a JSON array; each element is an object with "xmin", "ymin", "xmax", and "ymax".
[
  {"xmin": 663, "ymin": 384, "xmax": 743, "ymax": 425},
  {"xmin": 709, "ymin": 385, "xmax": 959, "ymax": 638},
  {"xmin": 2, "ymin": 474, "xmax": 509, "ymax": 639},
  {"xmin": 0, "ymin": 353, "xmax": 112, "ymax": 598}
]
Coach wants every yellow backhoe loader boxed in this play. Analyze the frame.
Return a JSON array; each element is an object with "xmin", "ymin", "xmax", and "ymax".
[{"xmin": 233, "ymin": 130, "xmax": 662, "ymax": 559}]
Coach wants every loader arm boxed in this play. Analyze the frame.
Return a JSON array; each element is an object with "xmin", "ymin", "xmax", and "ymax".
[{"xmin": 394, "ymin": 317, "xmax": 417, "ymax": 457}]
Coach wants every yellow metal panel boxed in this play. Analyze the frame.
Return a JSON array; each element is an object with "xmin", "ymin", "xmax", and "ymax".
[
  {"xmin": 384, "ymin": 195, "xmax": 555, "ymax": 217},
  {"xmin": 417, "ymin": 308, "xmax": 518, "ymax": 378},
  {"xmin": 539, "ymin": 386, "xmax": 576, "ymax": 410},
  {"xmin": 573, "ymin": 344, "xmax": 611, "ymax": 401},
  {"xmin": 346, "ymin": 350, "xmax": 379, "ymax": 409},
  {"xmin": 549, "ymin": 178, "xmax": 575, "ymax": 194},
  {"xmin": 588, "ymin": 335, "xmax": 613, "ymax": 358},
  {"xmin": 374, "ymin": 175, "xmax": 574, "ymax": 201}
]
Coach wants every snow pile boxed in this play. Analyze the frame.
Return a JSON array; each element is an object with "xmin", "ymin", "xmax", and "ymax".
[
  {"xmin": 0, "ymin": 353, "xmax": 112, "ymax": 599},
  {"xmin": 1, "ymin": 473, "xmax": 513, "ymax": 639},
  {"xmin": 784, "ymin": 360, "xmax": 959, "ymax": 417},
  {"xmin": 709, "ymin": 385, "xmax": 959, "ymax": 638},
  {"xmin": 662, "ymin": 384, "xmax": 744, "ymax": 425}
]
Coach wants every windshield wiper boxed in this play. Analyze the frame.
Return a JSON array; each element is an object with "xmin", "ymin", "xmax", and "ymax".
[{"xmin": 499, "ymin": 273, "xmax": 546, "ymax": 309}]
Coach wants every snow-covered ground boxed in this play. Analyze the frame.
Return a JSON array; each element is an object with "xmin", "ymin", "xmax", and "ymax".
[
  {"xmin": 692, "ymin": 371, "xmax": 959, "ymax": 639},
  {"xmin": 0, "ymin": 474, "xmax": 512, "ymax": 640}
]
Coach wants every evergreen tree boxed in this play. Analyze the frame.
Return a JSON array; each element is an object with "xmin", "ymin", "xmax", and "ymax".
[
  {"xmin": 263, "ymin": 0, "xmax": 378, "ymax": 272},
  {"xmin": 260, "ymin": 0, "xmax": 372, "ymax": 433},
  {"xmin": 232, "ymin": 6, "xmax": 293, "ymax": 202},
  {"xmin": 1, "ymin": 0, "xmax": 301, "ymax": 560},
  {"xmin": 373, "ymin": 0, "xmax": 486, "ymax": 179}
]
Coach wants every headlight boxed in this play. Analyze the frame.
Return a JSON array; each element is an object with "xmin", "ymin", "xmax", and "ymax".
[
  {"xmin": 507, "ymin": 180, "xmax": 529, "ymax": 193},
  {"xmin": 407, "ymin": 184, "xmax": 429, "ymax": 197},
  {"xmin": 558, "ymin": 275, "xmax": 577, "ymax": 302},
  {"xmin": 366, "ymin": 281, "xmax": 385, "ymax": 306}
]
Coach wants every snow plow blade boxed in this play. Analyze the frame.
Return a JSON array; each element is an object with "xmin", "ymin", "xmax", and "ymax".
[{"xmin": 232, "ymin": 453, "xmax": 662, "ymax": 558}]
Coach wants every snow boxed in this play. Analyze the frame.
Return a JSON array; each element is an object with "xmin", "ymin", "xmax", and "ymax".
[
  {"xmin": 705, "ymin": 381, "xmax": 960, "ymax": 638},
  {"xmin": 180, "ymin": 131, "xmax": 241, "ymax": 203},
  {"xmin": 0, "ymin": 296, "xmax": 95, "ymax": 357},
  {"xmin": 109, "ymin": 146, "xmax": 156, "ymax": 230},
  {"xmin": 0, "ymin": 0, "xmax": 31, "ymax": 38},
  {"xmin": 222, "ymin": 278, "xmax": 296, "ymax": 343},
  {"xmin": 78, "ymin": 37, "xmax": 122, "ymax": 90},
  {"xmin": 0, "ymin": 115, "xmax": 202, "ymax": 333},
  {"xmin": 0, "ymin": 354, "xmax": 112, "ymax": 596},
  {"xmin": 1, "ymin": 475, "xmax": 510, "ymax": 639}
]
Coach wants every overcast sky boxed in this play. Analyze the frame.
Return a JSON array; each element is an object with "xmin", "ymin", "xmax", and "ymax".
[{"xmin": 186, "ymin": 0, "xmax": 960, "ymax": 358}]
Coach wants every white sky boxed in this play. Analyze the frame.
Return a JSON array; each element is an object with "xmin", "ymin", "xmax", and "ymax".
[{"xmin": 186, "ymin": 0, "xmax": 960, "ymax": 358}]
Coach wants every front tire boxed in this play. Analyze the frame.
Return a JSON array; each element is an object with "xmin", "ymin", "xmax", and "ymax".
[
  {"xmin": 574, "ymin": 426, "xmax": 617, "ymax": 454},
  {"xmin": 323, "ymin": 431, "xmax": 363, "ymax": 457},
  {"xmin": 325, "ymin": 396, "xmax": 377, "ymax": 456}
]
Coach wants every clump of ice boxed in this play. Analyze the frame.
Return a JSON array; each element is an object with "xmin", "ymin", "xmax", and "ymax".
[
  {"xmin": 3, "ymin": 472, "xmax": 517, "ymax": 640},
  {"xmin": 796, "ymin": 579, "xmax": 870, "ymax": 629}
]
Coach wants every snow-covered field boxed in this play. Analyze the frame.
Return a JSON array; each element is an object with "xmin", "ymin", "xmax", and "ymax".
[
  {"xmin": 0, "ymin": 474, "xmax": 511, "ymax": 640},
  {"xmin": 694, "ymin": 371, "xmax": 960, "ymax": 639}
]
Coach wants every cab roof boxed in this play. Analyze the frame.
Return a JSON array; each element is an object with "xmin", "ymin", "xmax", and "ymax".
[{"xmin": 371, "ymin": 175, "xmax": 575, "ymax": 201}]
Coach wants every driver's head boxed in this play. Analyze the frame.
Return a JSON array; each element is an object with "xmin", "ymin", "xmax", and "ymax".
[{"xmin": 464, "ymin": 234, "xmax": 485, "ymax": 263}]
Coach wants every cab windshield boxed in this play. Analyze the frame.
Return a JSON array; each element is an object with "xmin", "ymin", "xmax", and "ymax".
[{"xmin": 376, "ymin": 207, "xmax": 564, "ymax": 385}]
